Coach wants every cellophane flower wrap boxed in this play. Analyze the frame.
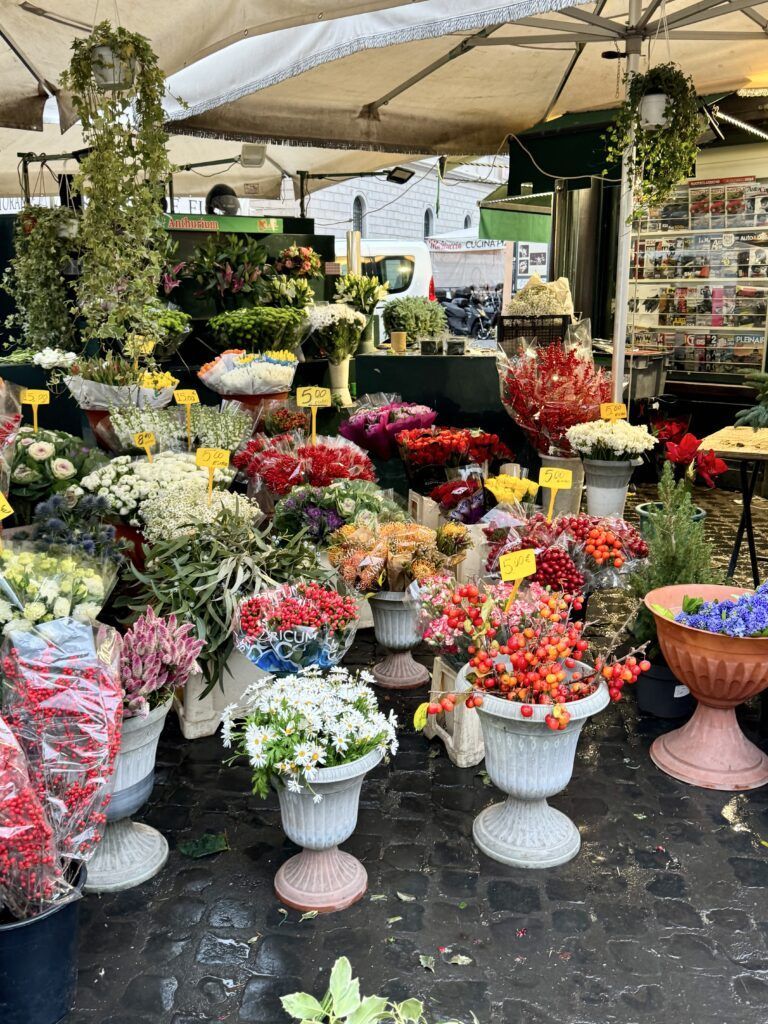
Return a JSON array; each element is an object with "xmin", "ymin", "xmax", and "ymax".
[
  {"xmin": 272, "ymin": 480, "xmax": 406, "ymax": 544},
  {"xmin": 9, "ymin": 427, "xmax": 108, "ymax": 520},
  {"xmin": 255, "ymin": 398, "xmax": 311, "ymax": 437},
  {"xmin": 221, "ymin": 666, "xmax": 398, "ymax": 799},
  {"xmin": 0, "ymin": 377, "xmax": 22, "ymax": 466},
  {"xmin": 120, "ymin": 607, "xmax": 204, "ymax": 719},
  {"xmin": 233, "ymin": 432, "xmax": 376, "ymax": 498},
  {"xmin": 64, "ymin": 375, "xmax": 177, "ymax": 412},
  {"xmin": 234, "ymin": 582, "xmax": 359, "ymax": 673},
  {"xmin": 430, "ymin": 475, "xmax": 485, "ymax": 524},
  {"xmin": 0, "ymin": 619, "xmax": 122, "ymax": 918},
  {"xmin": 198, "ymin": 349, "xmax": 298, "ymax": 396},
  {"xmin": 565, "ymin": 419, "xmax": 657, "ymax": 462},
  {"xmin": 0, "ymin": 543, "xmax": 115, "ymax": 633},
  {"xmin": 397, "ymin": 426, "xmax": 512, "ymax": 471},
  {"xmin": 338, "ymin": 393, "xmax": 437, "ymax": 460},
  {"xmin": 497, "ymin": 343, "xmax": 611, "ymax": 455}
]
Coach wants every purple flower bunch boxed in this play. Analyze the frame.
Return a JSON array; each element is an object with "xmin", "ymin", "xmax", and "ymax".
[
  {"xmin": 120, "ymin": 608, "xmax": 205, "ymax": 719},
  {"xmin": 675, "ymin": 583, "xmax": 768, "ymax": 638}
]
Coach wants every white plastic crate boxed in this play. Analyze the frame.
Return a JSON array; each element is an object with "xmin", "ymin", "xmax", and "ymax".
[
  {"xmin": 176, "ymin": 648, "xmax": 267, "ymax": 739},
  {"xmin": 423, "ymin": 656, "xmax": 485, "ymax": 768}
]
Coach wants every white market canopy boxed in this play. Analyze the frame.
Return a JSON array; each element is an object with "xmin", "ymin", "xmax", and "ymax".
[
  {"xmin": 0, "ymin": 0, "xmax": 431, "ymax": 132},
  {"xmin": 163, "ymin": 0, "xmax": 768, "ymax": 154}
]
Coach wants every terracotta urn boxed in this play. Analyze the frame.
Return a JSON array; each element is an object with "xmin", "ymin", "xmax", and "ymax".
[{"xmin": 645, "ymin": 584, "xmax": 768, "ymax": 790}]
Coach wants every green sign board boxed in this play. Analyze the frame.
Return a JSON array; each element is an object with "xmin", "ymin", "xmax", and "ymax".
[{"xmin": 163, "ymin": 213, "xmax": 284, "ymax": 234}]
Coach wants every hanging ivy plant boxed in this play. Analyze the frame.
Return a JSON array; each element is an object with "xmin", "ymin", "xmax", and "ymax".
[
  {"xmin": 604, "ymin": 63, "xmax": 701, "ymax": 212},
  {"xmin": 2, "ymin": 205, "xmax": 78, "ymax": 355},
  {"xmin": 60, "ymin": 22, "xmax": 173, "ymax": 348}
]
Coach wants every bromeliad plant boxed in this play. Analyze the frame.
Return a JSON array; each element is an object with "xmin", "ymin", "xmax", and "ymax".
[
  {"xmin": 604, "ymin": 63, "xmax": 701, "ymax": 212},
  {"xmin": 120, "ymin": 607, "xmax": 204, "ymax": 719}
]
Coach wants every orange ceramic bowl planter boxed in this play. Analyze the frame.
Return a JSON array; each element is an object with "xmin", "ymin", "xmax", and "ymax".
[{"xmin": 645, "ymin": 585, "xmax": 768, "ymax": 791}]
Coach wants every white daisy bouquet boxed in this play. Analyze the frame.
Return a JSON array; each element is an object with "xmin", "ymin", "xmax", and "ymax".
[
  {"xmin": 566, "ymin": 419, "xmax": 657, "ymax": 462},
  {"xmin": 221, "ymin": 666, "xmax": 398, "ymax": 799},
  {"xmin": 140, "ymin": 482, "xmax": 264, "ymax": 544}
]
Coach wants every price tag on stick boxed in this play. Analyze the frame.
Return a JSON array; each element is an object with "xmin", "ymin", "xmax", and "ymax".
[
  {"xmin": 133, "ymin": 431, "xmax": 156, "ymax": 463},
  {"xmin": 538, "ymin": 466, "xmax": 573, "ymax": 523},
  {"xmin": 174, "ymin": 390, "xmax": 200, "ymax": 451},
  {"xmin": 600, "ymin": 402, "xmax": 627, "ymax": 422},
  {"xmin": 196, "ymin": 448, "xmax": 230, "ymax": 504},
  {"xmin": 296, "ymin": 386, "xmax": 332, "ymax": 445},
  {"xmin": 20, "ymin": 389, "xmax": 49, "ymax": 433},
  {"xmin": 0, "ymin": 493, "xmax": 13, "ymax": 551},
  {"xmin": 499, "ymin": 548, "xmax": 537, "ymax": 610}
]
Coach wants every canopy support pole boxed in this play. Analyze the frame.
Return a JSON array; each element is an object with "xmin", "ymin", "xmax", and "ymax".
[{"xmin": 611, "ymin": 0, "xmax": 642, "ymax": 404}]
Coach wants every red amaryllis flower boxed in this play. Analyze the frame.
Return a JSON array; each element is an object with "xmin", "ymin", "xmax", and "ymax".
[
  {"xmin": 695, "ymin": 449, "xmax": 728, "ymax": 488},
  {"xmin": 653, "ymin": 417, "xmax": 688, "ymax": 444},
  {"xmin": 665, "ymin": 432, "xmax": 701, "ymax": 465}
]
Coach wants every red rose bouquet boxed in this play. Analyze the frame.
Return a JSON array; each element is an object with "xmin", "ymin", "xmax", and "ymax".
[
  {"xmin": 235, "ymin": 582, "xmax": 359, "ymax": 672},
  {"xmin": 497, "ymin": 344, "xmax": 611, "ymax": 455},
  {"xmin": 397, "ymin": 426, "xmax": 513, "ymax": 470}
]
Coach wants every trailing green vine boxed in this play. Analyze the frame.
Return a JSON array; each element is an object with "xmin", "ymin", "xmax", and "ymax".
[
  {"xmin": 2, "ymin": 205, "xmax": 78, "ymax": 355},
  {"xmin": 60, "ymin": 22, "xmax": 173, "ymax": 348},
  {"xmin": 604, "ymin": 63, "xmax": 701, "ymax": 213}
]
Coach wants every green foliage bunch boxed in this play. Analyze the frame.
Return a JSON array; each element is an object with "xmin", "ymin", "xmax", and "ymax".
[
  {"xmin": 209, "ymin": 305, "xmax": 306, "ymax": 352},
  {"xmin": 735, "ymin": 371, "xmax": 768, "ymax": 429},
  {"xmin": 335, "ymin": 273, "xmax": 389, "ymax": 315},
  {"xmin": 2, "ymin": 206, "xmax": 78, "ymax": 354},
  {"xmin": 605, "ymin": 63, "xmax": 701, "ymax": 211},
  {"xmin": 382, "ymin": 296, "xmax": 446, "ymax": 339},
  {"xmin": 60, "ymin": 22, "xmax": 173, "ymax": 346},
  {"xmin": 630, "ymin": 462, "xmax": 721, "ymax": 658}
]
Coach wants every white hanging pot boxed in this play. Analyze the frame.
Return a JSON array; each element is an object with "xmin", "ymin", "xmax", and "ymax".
[
  {"xmin": 639, "ymin": 92, "xmax": 669, "ymax": 129},
  {"xmin": 91, "ymin": 44, "xmax": 137, "ymax": 91}
]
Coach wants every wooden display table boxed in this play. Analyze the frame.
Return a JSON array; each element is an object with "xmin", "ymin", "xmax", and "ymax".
[{"xmin": 700, "ymin": 426, "xmax": 768, "ymax": 585}]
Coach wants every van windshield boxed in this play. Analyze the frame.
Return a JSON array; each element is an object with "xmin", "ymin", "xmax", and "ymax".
[{"xmin": 362, "ymin": 255, "xmax": 415, "ymax": 294}]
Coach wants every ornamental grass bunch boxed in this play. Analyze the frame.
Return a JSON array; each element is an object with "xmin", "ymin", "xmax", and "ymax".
[
  {"xmin": 673, "ymin": 584, "xmax": 768, "ymax": 637},
  {"xmin": 498, "ymin": 344, "xmax": 611, "ymax": 456},
  {"xmin": 120, "ymin": 607, "xmax": 204, "ymax": 719},
  {"xmin": 566, "ymin": 419, "xmax": 657, "ymax": 462},
  {"xmin": 221, "ymin": 666, "xmax": 397, "ymax": 799}
]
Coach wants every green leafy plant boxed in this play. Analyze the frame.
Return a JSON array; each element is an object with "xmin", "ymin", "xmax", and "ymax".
[
  {"xmin": 281, "ymin": 957, "xmax": 469, "ymax": 1024},
  {"xmin": 60, "ymin": 22, "xmax": 173, "ymax": 346},
  {"xmin": 143, "ymin": 302, "xmax": 192, "ymax": 360},
  {"xmin": 267, "ymin": 274, "xmax": 316, "ymax": 309},
  {"xmin": 209, "ymin": 305, "xmax": 306, "ymax": 352},
  {"xmin": 2, "ymin": 206, "xmax": 78, "ymax": 354},
  {"xmin": 382, "ymin": 297, "xmax": 446, "ymax": 339},
  {"xmin": 189, "ymin": 234, "xmax": 270, "ymax": 311},
  {"xmin": 68, "ymin": 351, "xmax": 141, "ymax": 386},
  {"xmin": 124, "ymin": 510, "xmax": 321, "ymax": 694},
  {"xmin": 630, "ymin": 462, "xmax": 722, "ymax": 659},
  {"xmin": 735, "ymin": 371, "xmax": 768, "ymax": 428},
  {"xmin": 604, "ymin": 63, "xmax": 701, "ymax": 212},
  {"xmin": 335, "ymin": 273, "xmax": 389, "ymax": 315}
]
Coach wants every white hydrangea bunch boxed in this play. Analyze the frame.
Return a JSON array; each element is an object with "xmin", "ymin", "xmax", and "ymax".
[
  {"xmin": 140, "ymin": 482, "xmax": 263, "ymax": 543},
  {"xmin": 80, "ymin": 451, "xmax": 234, "ymax": 525},
  {"xmin": 32, "ymin": 347, "xmax": 78, "ymax": 370},
  {"xmin": 566, "ymin": 419, "xmax": 657, "ymax": 461},
  {"xmin": 221, "ymin": 665, "xmax": 398, "ymax": 800}
]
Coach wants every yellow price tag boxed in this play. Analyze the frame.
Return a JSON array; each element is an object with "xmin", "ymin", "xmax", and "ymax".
[
  {"xmin": 539, "ymin": 467, "xmax": 573, "ymax": 490},
  {"xmin": 20, "ymin": 388, "xmax": 50, "ymax": 432},
  {"xmin": 133, "ymin": 431, "xmax": 156, "ymax": 462},
  {"xmin": 600, "ymin": 402, "xmax": 627, "ymax": 421},
  {"xmin": 296, "ymin": 386, "xmax": 332, "ymax": 408},
  {"xmin": 499, "ymin": 548, "xmax": 537, "ymax": 583},
  {"xmin": 174, "ymin": 390, "xmax": 200, "ymax": 405},
  {"xmin": 0, "ymin": 494, "xmax": 13, "ymax": 520},
  {"xmin": 196, "ymin": 448, "xmax": 230, "ymax": 470}
]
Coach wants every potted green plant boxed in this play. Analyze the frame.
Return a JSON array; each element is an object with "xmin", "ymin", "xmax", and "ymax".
[
  {"xmin": 187, "ymin": 233, "xmax": 271, "ymax": 313},
  {"xmin": 209, "ymin": 305, "xmax": 307, "ymax": 353},
  {"xmin": 334, "ymin": 273, "xmax": 389, "ymax": 354},
  {"xmin": 2, "ymin": 206, "xmax": 78, "ymax": 358},
  {"xmin": 382, "ymin": 296, "xmax": 446, "ymax": 352},
  {"xmin": 630, "ymin": 462, "xmax": 722, "ymax": 718},
  {"xmin": 605, "ymin": 63, "xmax": 701, "ymax": 211},
  {"xmin": 60, "ymin": 23, "xmax": 172, "ymax": 348}
]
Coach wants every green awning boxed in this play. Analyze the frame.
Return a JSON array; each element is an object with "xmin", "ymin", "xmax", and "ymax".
[{"xmin": 479, "ymin": 206, "xmax": 551, "ymax": 244}]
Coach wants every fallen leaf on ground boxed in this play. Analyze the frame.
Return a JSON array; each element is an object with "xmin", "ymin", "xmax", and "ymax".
[
  {"xmin": 396, "ymin": 891, "xmax": 416, "ymax": 902},
  {"xmin": 387, "ymin": 916, "xmax": 403, "ymax": 925},
  {"xmin": 419, "ymin": 955, "xmax": 436, "ymax": 972},
  {"xmin": 299, "ymin": 911, "xmax": 318, "ymax": 922},
  {"xmin": 449, "ymin": 955, "xmax": 473, "ymax": 965},
  {"xmin": 177, "ymin": 832, "xmax": 229, "ymax": 858}
]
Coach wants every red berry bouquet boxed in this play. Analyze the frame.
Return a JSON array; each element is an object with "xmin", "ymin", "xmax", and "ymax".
[
  {"xmin": 233, "ymin": 432, "xmax": 376, "ymax": 498},
  {"xmin": 484, "ymin": 512, "xmax": 587, "ymax": 596},
  {"xmin": 339, "ymin": 394, "xmax": 437, "ymax": 460},
  {"xmin": 554, "ymin": 513, "xmax": 649, "ymax": 588},
  {"xmin": 235, "ymin": 582, "xmax": 359, "ymax": 672},
  {"xmin": 497, "ymin": 343, "xmax": 611, "ymax": 455},
  {"xmin": 0, "ymin": 619, "xmax": 122, "ymax": 920}
]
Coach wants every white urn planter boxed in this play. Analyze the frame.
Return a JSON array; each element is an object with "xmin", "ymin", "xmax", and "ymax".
[
  {"xmin": 274, "ymin": 748, "xmax": 381, "ymax": 913},
  {"xmin": 369, "ymin": 592, "xmax": 429, "ymax": 689},
  {"xmin": 540, "ymin": 454, "xmax": 583, "ymax": 515},
  {"xmin": 459, "ymin": 664, "xmax": 609, "ymax": 868},
  {"xmin": 583, "ymin": 458, "xmax": 639, "ymax": 517},
  {"xmin": 639, "ymin": 91, "xmax": 669, "ymax": 128},
  {"xmin": 84, "ymin": 700, "xmax": 171, "ymax": 893},
  {"xmin": 328, "ymin": 358, "xmax": 353, "ymax": 406}
]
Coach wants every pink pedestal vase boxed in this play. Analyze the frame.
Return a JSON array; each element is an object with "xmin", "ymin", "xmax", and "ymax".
[
  {"xmin": 645, "ymin": 584, "xmax": 768, "ymax": 790},
  {"xmin": 274, "ymin": 748, "xmax": 381, "ymax": 913}
]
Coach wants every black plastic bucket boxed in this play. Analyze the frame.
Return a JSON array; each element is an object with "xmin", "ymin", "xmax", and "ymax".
[
  {"xmin": 636, "ymin": 662, "xmax": 695, "ymax": 718},
  {"xmin": 0, "ymin": 865, "xmax": 86, "ymax": 1024}
]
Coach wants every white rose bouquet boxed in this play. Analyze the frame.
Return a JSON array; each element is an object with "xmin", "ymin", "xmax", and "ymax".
[
  {"xmin": 221, "ymin": 666, "xmax": 398, "ymax": 799},
  {"xmin": 566, "ymin": 419, "xmax": 657, "ymax": 462}
]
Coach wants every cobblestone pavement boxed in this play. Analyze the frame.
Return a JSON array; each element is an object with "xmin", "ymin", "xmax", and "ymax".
[{"xmin": 68, "ymin": 489, "xmax": 768, "ymax": 1024}]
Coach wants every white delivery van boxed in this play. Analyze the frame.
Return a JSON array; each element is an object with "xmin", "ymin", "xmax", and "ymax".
[{"xmin": 334, "ymin": 239, "xmax": 436, "ymax": 318}]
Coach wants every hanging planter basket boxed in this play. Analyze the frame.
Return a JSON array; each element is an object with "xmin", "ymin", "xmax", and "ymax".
[
  {"xmin": 639, "ymin": 91, "xmax": 669, "ymax": 129},
  {"xmin": 90, "ymin": 44, "xmax": 137, "ymax": 90}
]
